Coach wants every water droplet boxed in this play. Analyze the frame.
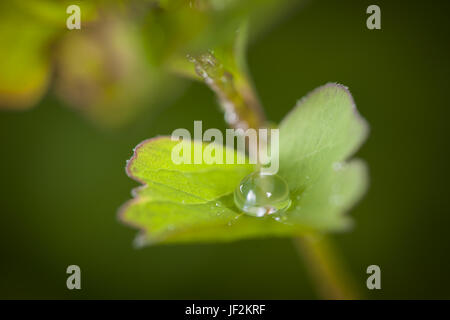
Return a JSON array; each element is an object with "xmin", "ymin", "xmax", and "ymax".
[
  {"xmin": 186, "ymin": 54, "xmax": 195, "ymax": 63},
  {"xmin": 133, "ymin": 234, "xmax": 147, "ymax": 249},
  {"xmin": 227, "ymin": 213, "xmax": 243, "ymax": 226},
  {"xmin": 224, "ymin": 110, "xmax": 238, "ymax": 124},
  {"xmin": 272, "ymin": 212, "xmax": 289, "ymax": 224},
  {"xmin": 234, "ymin": 172, "xmax": 291, "ymax": 217}
]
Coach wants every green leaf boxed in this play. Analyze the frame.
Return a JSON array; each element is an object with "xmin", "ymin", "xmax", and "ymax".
[
  {"xmin": 120, "ymin": 83, "xmax": 369, "ymax": 245},
  {"xmin": 278, "ymin": 83, "xmax": 369, "ymax": 230},
  {"xmin": 125, "ymin": 137, "xmax": 254, "ymax": 202}
]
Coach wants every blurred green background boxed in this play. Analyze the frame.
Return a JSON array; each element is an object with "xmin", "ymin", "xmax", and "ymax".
[{"xmin": 1, "ymin": 0, "xmax": 450, "ymax": 299}]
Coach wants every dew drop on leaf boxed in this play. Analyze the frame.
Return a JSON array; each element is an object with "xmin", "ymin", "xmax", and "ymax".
[{"xmin": 234, "ymin": 172, "xmax": 291, "ymax": 217}]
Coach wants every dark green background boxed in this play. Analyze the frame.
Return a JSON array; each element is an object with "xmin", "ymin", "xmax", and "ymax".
[{"xmin": 1, "ymin": 0, "xmax": 449, "ymax": 299}]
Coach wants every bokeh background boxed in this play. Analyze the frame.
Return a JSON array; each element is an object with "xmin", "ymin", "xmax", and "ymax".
[{"xmin": 1, "ymin": 0, "xmax": 450, "ymax": 299}]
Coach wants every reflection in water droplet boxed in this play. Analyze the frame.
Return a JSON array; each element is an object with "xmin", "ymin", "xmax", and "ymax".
[{"xmin": 234, "ymin": 172, "xmax": 291, "ymax": 217}]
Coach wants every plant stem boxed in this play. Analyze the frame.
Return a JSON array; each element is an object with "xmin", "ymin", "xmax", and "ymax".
[
  {"xmin": 294, "ymin": 234, "xmax": 359, "ymax": 299},
  {"xmin": 187, "ymin": 51, "xmax": 266, "ymax": 130}
]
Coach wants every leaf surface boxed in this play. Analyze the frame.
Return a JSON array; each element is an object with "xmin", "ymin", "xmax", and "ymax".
[{"xmin": 120, "ymin": 84, "xmax": 369, "ymax": 245}]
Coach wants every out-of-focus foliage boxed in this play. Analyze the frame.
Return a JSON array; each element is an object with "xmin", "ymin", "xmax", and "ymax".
[
  {"xmin": 0, "ymin": 1, "xmax": 63, "ymax": 109},
  {"xmin": 53, "ymin": 15, "xmax": 168, "ymax": 127},
  {"xmin": 0, "ymin": 0, "xmax": 300, "ymax": 127}
]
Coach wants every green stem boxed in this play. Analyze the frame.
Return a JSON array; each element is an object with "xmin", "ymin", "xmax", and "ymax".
[
  {"xmin": 186, "ymin": 51, "xmax": 266, "ymax": 130},
  {"xmin": 294, "ymin": 235, "xmax": 359, "ymax": 299}
]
